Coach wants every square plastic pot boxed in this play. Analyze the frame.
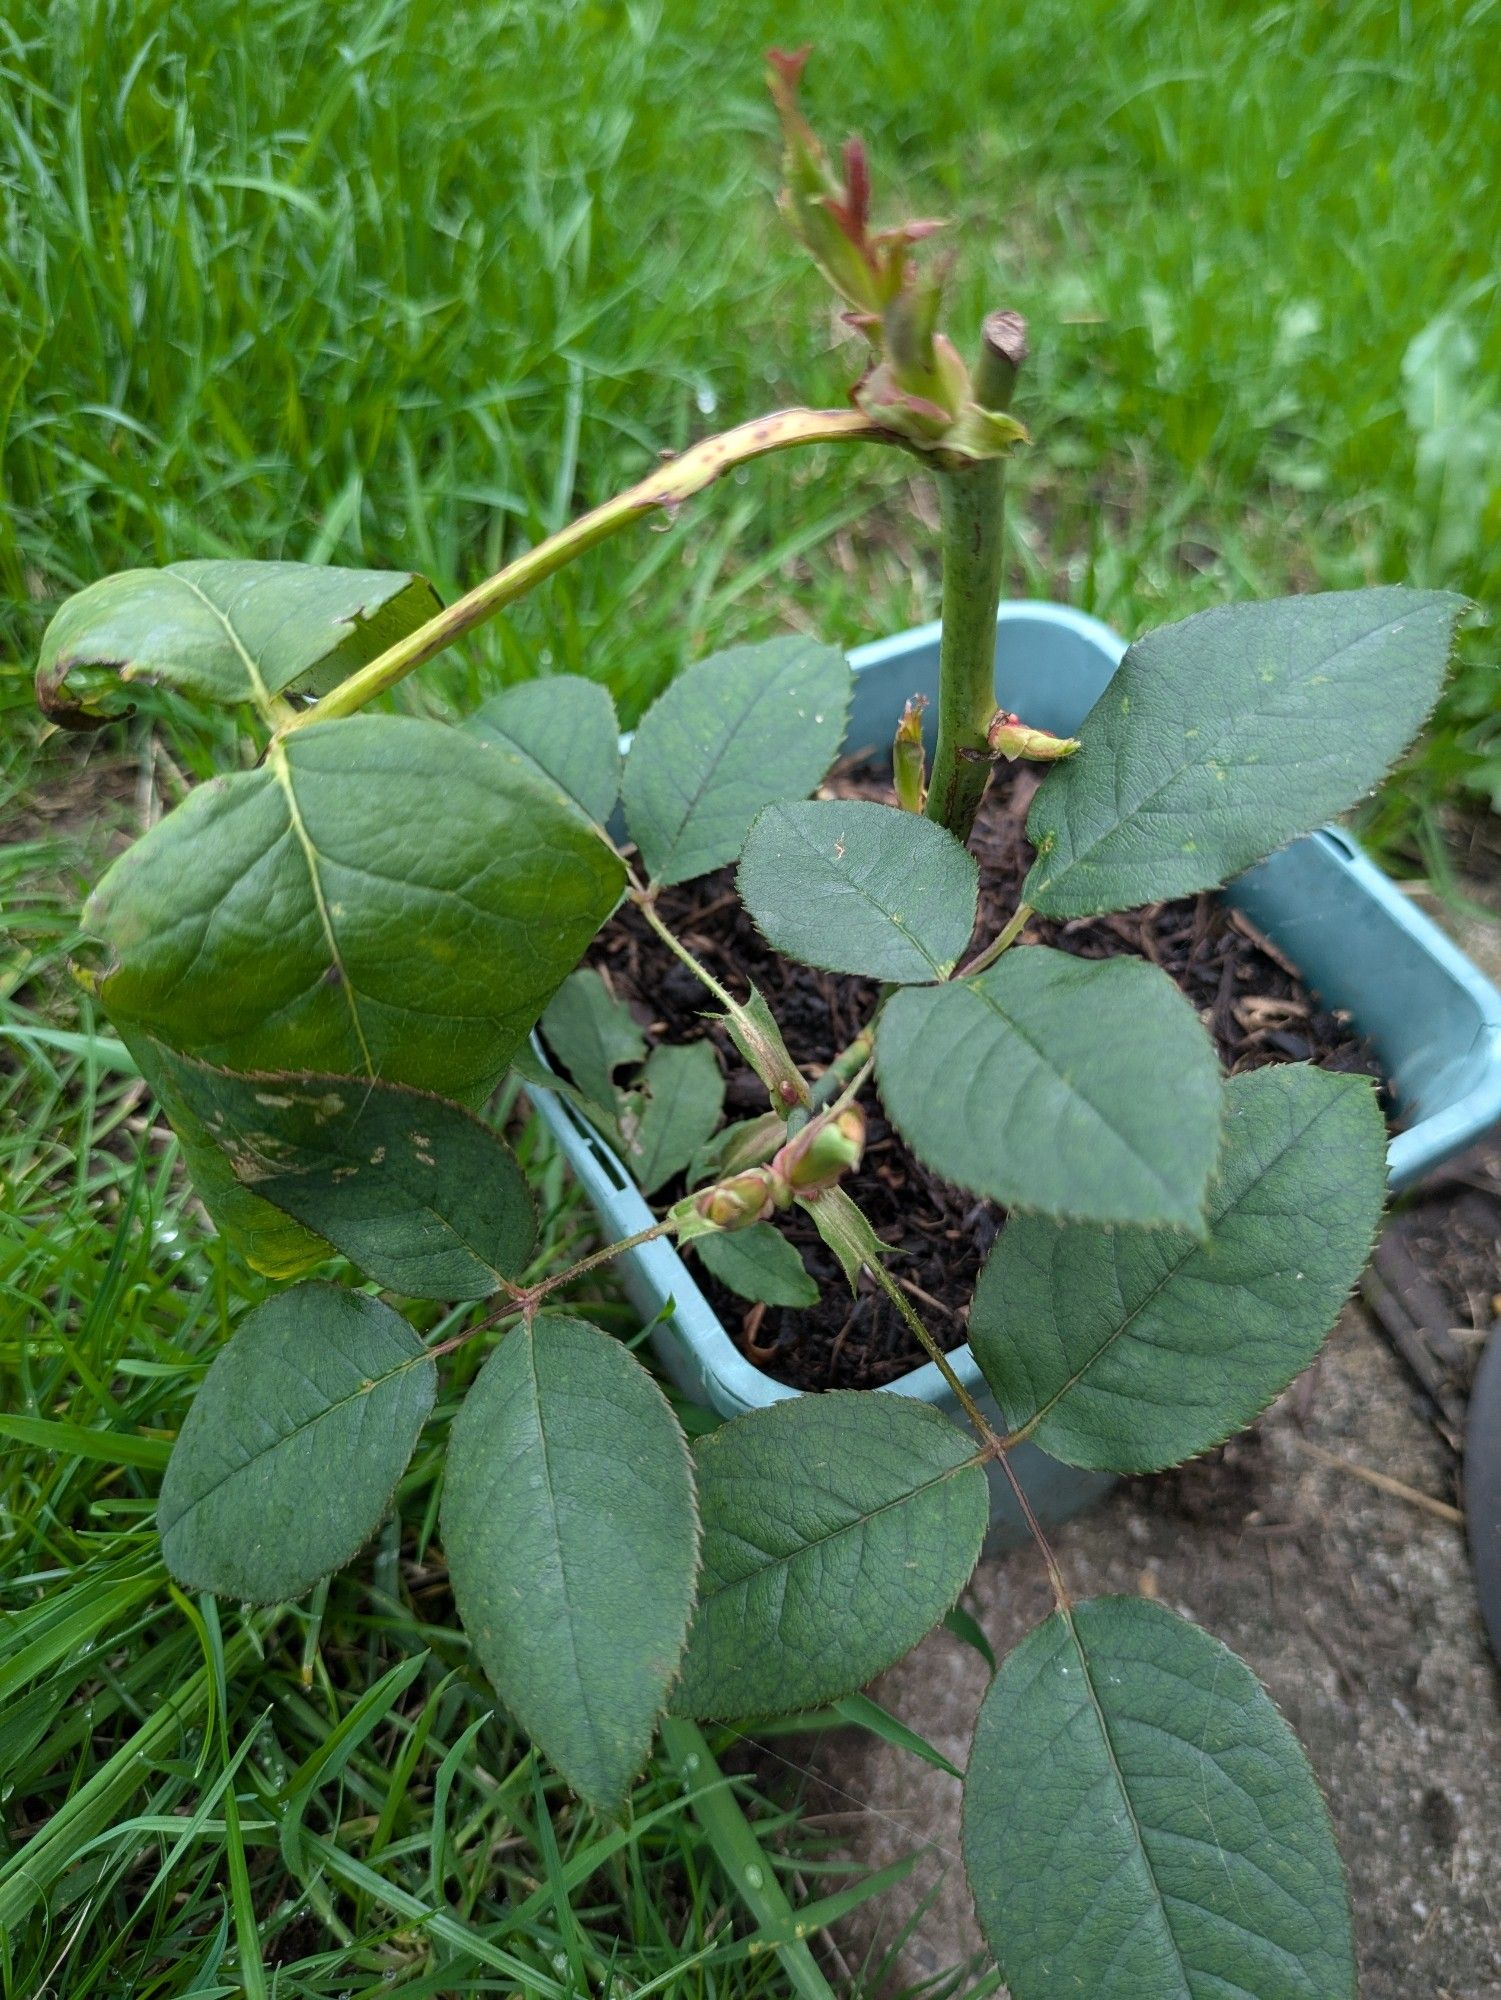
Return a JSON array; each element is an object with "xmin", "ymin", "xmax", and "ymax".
[{"xmin": 532, "ymin": 602, "xmax": 1501, "ymax": 1548}]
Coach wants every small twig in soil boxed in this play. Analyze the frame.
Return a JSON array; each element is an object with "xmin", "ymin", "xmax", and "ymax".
[
  {"xmin": 897, "ymin": 1274, "xmax": 959, "ymax": 1322},
  {"xmin": 1294, "ymin": 1438, "xmax": 1464, "ymax": 1525}
]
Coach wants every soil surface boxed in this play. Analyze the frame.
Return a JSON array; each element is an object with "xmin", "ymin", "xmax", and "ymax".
[{"xmin": 588, "ymin": 763, "xmax": 1382, "ymax": 1390}]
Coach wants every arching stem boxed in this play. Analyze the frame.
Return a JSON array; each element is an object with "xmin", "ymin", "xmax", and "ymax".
[{"xmin": 279, "ymin": 408, "xmax": 902, "ymax": 734}]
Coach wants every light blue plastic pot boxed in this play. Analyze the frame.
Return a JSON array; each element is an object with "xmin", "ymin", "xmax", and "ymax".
[{"xmin": 533, "ymin": 603, "xmax": 1501, "ymax": 1547}]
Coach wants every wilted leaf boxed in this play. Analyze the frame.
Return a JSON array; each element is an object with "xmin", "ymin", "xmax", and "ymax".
[{"xmin": 37, "ymin": 560, "xmax": 441, "ymax": 725}]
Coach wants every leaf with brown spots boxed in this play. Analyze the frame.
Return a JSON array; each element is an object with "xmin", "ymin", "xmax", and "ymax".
[{"xmin": 151, "ymin": 1043, "xmax": 535, "ymax": 1299}]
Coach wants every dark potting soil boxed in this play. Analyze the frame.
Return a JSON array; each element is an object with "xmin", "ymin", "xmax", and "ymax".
[{"xmin": 585, "ymin": 764, "xmax": 1386, "ymax": 1392}]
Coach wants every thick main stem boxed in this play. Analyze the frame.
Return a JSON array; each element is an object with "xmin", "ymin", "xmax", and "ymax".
[
  {"xmin": 923, "ymin": 461, "xmax": 1007, "ymax": 843},
  {"xmin": 923, "ymin": 311, "xmax": 1025, "ymax": 844},
  {"xmin": 281, "ymin": 408, "xmax": 897, "ymax": 733}
]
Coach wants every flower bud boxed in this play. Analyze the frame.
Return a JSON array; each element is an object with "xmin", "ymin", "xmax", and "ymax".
[
  {"xmin": 986, "ymin": 710, "xmax": 1081, "ymax": 763},
  {"xmin": 694, "ymin": 1167, "xmax": 782, "ymax": 1231},
  {"xmin": 775, "ymin": 1104, "xmax": 866, "ymax": 1193},
  {"xmin": 893, "ymin": 695, "xmax": 928, "ymax": 813}
]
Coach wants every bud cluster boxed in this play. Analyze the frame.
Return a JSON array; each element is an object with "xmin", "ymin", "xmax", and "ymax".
[{"xmin": 675, "ymin": 1104, "xmax": 867, "ymax": 1240}]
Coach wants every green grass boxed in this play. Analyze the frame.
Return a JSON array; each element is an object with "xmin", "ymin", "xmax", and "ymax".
[
  {"xmin": 2, "ymin": 0, "xmax": 1496, "ymax": 827},
  {"xmin": 2, "ymin": 0, "xmax": 1497, "ymax": 1991}
]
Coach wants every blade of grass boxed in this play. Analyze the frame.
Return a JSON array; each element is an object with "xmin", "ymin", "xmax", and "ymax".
[{"xmin": 657, "ymin": 1715, "xmax": 841, "ymax": 2000}]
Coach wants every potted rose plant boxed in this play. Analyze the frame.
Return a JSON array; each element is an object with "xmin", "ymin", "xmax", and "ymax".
[{"xmin": 36, "ymin": 51, "xmax": 1501, "ymax": 1997}]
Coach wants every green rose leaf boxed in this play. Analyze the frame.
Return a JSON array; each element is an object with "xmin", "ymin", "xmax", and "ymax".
[
  {"xmin": 87, "ymin": 715, "xmax": 624, "ymax": 1090},
  {"xmin": 875, "ymin": 947, "xmax": 1221, "ymax": 1229},
  {"xmin": 468, "ymin": 675, "xmax": 622, "ymax": 826},
  {"xmin": 738, "ymin": 798, "xmax": 979, "ymax": 982},
  {"xmin": 158, "ymin": 1284, "xmax": 436, "ymax": 1602},
  {"xmin": 619, "ymin": 1042, "xmax": 725, "ymax": 1195},
  {"xmin": 87, "ymin": 717, "xmax": 621, "ymax": 1270},
  {"xmin": 36, "ymin": 560, "xmax": 441, "ymax": 726},
  {"xmin": 127, "ymin": 1031, "xmax": 324, "ymax": 1278},
  {"xmin": 622, "ymin": 636, "xmax": 851, "ymax": 886},
  {"xmin": 691, "ymin": 1222, "xmax": 818, "ymax": 1307},
  {"xmin": 442, "ymin": 1315, "xmax": 698, "ymax": 1813},
  {"xmin": 1025, "ymin": 587, "xmax": 1464, "ymax": 917},
  {"xmin": 151, "ymin": 1045, "xmax": 536, "ymax": 1300},
  {"xmin": 538, "ymin": 967, "xmax": 646, "ymax": 1114},
  {"xmin": 671, "ymin": 1393, "xmax": 987, "ymax": 1719},
  {"xmin": 963, "ymin": 1596, "xmax": 1355, "ymax": 2000},
  {"xmin": 970, "ymin": 1065, "xmax": 1386, "ymax": 1472}
]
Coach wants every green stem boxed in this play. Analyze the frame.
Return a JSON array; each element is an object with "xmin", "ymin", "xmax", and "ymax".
[
  {"xmin": 632, "ymin": 891, "xmax": 741, "ymax": 1017},
  {"xmin": 923, "ymin": 460, "xmax": 1008, "ymax": 842},
  {"xmin": 923, "ymin": 312, "xmax": 1025, "ymax": 844},
  {"xmin": 822, "ymin": 1055, "xmax": 873, "ymax": 1124},
  {"xmin": 280, "ymin": 408, "xmax": 897, "ymax": 734},
  {"xmin": 533, "ymin": 1218, "xmax": 676, "ymax": 1301},
  {"xmin": 862, "ymin": 1205, "xmax": 1073, "ymax": 1612},
  {"xmin": 956, "ymin": 898, "xmax": 1032, "ymax": 980},
  {"xmin": 633, "ymin": 889, "xmax": 809, "ymax": 1112},
  {"xmin": 430, "ymin": 1221, "xmax": 676, "ymax": 1357},
  {"xmin": 863, "ymin": 1251, "xmax": 1000, "ymax": 1446},
  {"xmin": 991, "ymin": 1446, "xmax": 1073, "ymax": 1612},
  {"xmin": 809, "ymin": 1025, "xmax": 875, "ymax": 1110}
]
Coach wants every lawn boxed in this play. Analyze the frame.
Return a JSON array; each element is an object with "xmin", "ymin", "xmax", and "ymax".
[{"xmin": 2, "ymin": 0, "xmax": 1497, "ymax": 1993}]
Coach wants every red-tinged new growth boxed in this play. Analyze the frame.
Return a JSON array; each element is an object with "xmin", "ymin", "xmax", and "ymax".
[
  {"xmin": 767, "ymin": 48, "xmax": 1025, "ymax": 467},
  {"xmin": 766, "ymin": 47, "xmax": 943, "ymax": 319}
]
